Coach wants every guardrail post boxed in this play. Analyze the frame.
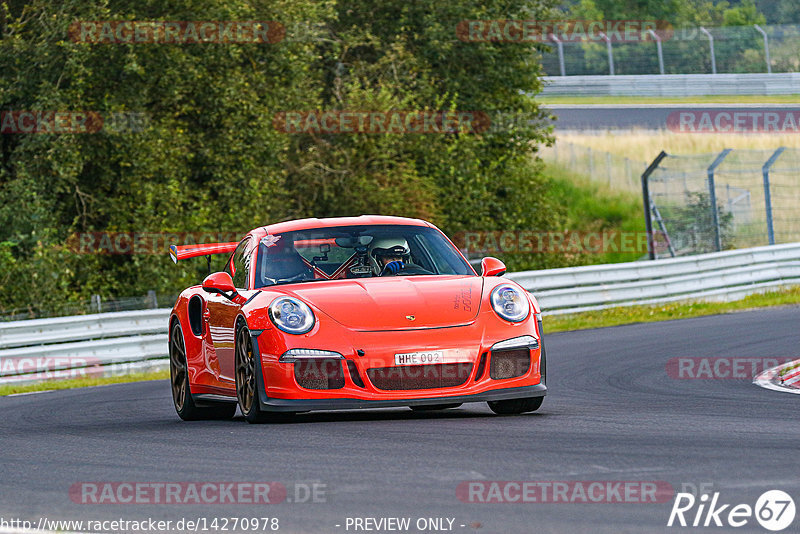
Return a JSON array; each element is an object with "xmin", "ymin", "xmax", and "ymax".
[
  {"xmin": 147, "ymin": 290, "xmax": 158, "ymax": 309},
  {"xmin": 549, "ymin": 34, "xmax": 566, "ymax": 76},
  {"xmin": 648, "ymin": 29, "xmax": 665, "ymax": 75},
  {"xmin": 91, "ymin": 294, "xmax": 102, "ymax": 313},
  {"xmin": 707, "ymin": 148, "xmax": 732, "ymax": 252},
  {"xmin": 754, "ymin": 24, "xmax": 771, "ymax": 74},
  {"xmin": 762, "ymin": 147, "xmax": 785, "ymax": 245},
  {"xmin": 700, "ymin": 27, "xmax": 717, "ymax": 74},
  {"xmin": 641, "ymin": 151, "xmax": 668, "ymax": 260}
]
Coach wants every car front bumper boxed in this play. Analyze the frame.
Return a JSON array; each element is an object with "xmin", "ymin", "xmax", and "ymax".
[{"xmin": 256, "ymin": 383, "xmax": 546, "ymax": 412}]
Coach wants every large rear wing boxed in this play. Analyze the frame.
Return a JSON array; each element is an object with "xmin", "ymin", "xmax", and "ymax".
[{"xmin": 169, "ymin": 242, "xmax": 239, "ymax": 264}]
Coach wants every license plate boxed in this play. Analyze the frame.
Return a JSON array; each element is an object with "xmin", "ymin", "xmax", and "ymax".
[{"xmin": 394, "ymin": 351, "xmax": 443, "ymax": 365}]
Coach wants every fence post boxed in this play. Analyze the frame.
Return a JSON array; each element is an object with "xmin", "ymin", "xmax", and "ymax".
[
  {"xmin": 707, "ymin": 148, "xmax": 732, "ymax": 251},
  {"xmin": 549, "ymin": 34, "xmax": 566, "ymax": 76},
  {"xmin": 569, "ymin": 142, "xmax": 575, "ymax": 170},
  {"xmin": 91, "ymin": 294, "xmax": 102, "ymax": 313},
  {"xmin": 700, "ymin": 27, "xmax": 717, "ymax": 74},
  {"xmin": 648, "ymin": 29, "xmax": 665, "ymax": 75},
  {"xmin": 642, "ymin": 151, "xmax": 668, "ymax": 260},
  {"xmin": 625, "ymin": 157, "xmax": 631, "ymax": 188},
  {"xmin": 754, "ymin": 24, "xmax": 771, "ymax": 74},
  {"xmin": 606, "ymin": 152, "xmax": 612, "ymax": 186},
  {"xmin": 762, "ymin": 147, "xmax": 785, "ymax": 245},
  {"xmin": 588, "ymin": 147, "xmax": 594, "ymax": 179},
  {"xmin": 599, "ymin": 32, "xmax": 614, "ymax": 75},
  {"xmin": 147, "ymin": 290, "xmax": 158, "ymax": 309}
]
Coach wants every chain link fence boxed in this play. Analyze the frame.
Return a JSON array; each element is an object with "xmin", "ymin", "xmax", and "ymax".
[
  {"xmin": 541, "ymin": 142, "xmax": 800, "ymax": 257},
  {"xmin": 540, "ymin": 24, "xmax": 800, "ymax": 76},
  {"xmin": 645, "ymin": 148, "xmax": 800, "ymax": 257}
]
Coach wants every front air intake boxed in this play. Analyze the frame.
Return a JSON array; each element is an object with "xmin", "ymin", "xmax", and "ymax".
[
  {"xmin": 474, "ymin": 352, "xmax": 488, "ymax": 381},
  {"xmin": 367, "ymin": 363, "xmax": 472, "ymax": 391},
  {"xmin": 489, "ymin": 349, "xmax": 530, "ymax": 380},
  {"xmin": 345, "ymin": 360, "xmax": 365, "ymax": 388},
  {"xmin": 294, "ymin": 358, "xmax": 345, "ymax": 390}
]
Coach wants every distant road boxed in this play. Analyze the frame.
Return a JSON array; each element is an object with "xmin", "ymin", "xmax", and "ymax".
[{"xmin": 546, "ymin": 103, "xmax": 794, "ymax": 130}]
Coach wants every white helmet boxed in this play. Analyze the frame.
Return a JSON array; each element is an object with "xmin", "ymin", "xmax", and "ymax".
[{"xmin": 368, "ymin": 236, "xmax": 410, "ymax": 275}]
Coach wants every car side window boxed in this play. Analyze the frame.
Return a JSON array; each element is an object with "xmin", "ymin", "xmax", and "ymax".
[{"xmin": 228, "ymin": 238, "xmax": 251, "ymax": 289}]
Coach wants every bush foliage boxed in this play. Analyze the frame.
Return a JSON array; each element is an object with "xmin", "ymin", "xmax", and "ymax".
[{"xmin": 0, "ymin": 0, "xmax": 565, "ymax": 315}]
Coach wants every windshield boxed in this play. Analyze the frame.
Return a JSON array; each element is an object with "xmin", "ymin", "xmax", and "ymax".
[{"xmin": 254, "ymin": 224, "xmax": 473, "ymax": 288}]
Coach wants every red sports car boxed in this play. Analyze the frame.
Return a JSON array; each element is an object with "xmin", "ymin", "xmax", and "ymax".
[{"xmin": 168, "ymin": 216, "xmax": 546, "ymax": 423}]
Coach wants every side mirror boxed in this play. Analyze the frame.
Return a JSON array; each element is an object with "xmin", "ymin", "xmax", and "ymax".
[
  {"xmin": 480, "ymin": 257, "xmax": 506, "ymax": 277},
  {"xmin": 202, "ymin": 272, "xmax": 236, "ymax": 296}
]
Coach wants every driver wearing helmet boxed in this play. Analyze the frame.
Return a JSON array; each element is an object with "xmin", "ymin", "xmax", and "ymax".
[{"xmin": 369, "ymin": 236, "xmax": 410, "ymax": 276}]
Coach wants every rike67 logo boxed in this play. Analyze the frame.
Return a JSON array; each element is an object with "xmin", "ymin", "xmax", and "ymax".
[{"xmin": 668, "ymin": 490, "xmax": 795, "ymax": 531}]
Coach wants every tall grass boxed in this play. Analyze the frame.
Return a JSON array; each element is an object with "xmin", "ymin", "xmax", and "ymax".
[{"xmin": 555, "ymin": 130, "xmax": 800, "ymax": 161}]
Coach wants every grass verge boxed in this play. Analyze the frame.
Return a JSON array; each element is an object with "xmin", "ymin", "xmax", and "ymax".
[
  {"xmin": 538, "ymin": 95, "xmax": 800, "ymax": 105},
  {"xmin": 544, "ymin": 286, "xmax": 800, "ymax": 333},
  {"xmin": 0, "ymin": 369, "xmax": 169, "ymax": 397},
  {"xmin": 542, "ymin": 163, "xmax": 645, "ymax": 264}
]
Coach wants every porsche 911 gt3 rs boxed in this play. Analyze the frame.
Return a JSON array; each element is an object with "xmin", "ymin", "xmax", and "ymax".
[{"xmin": 168, "ymin": 216, "xmax": 546, "ymax": 423}]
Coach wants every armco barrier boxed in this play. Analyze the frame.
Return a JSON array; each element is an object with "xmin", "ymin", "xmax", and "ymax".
[
  {"xmin": 2, "ymin": 243, "xmax": 799, "ymax": 384},
  {"xmin": 0, "ymin": 308, "xmax": 168, "ymax": 349},
  {"xmin": 539, "ymin": 73, "xmax": 800, "ymax": 97},
  {"xmin": 507, "ymin": 242, "xmax": 800, "ymax": 314},
  {"xmin": 0, "ymin": 309, "xmax": 170, "ymax": 385}
]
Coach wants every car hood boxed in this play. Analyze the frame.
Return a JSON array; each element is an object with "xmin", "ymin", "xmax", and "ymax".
[{"xmin": 289, "ymin": 276, "xmax": 483, "ymax": 331}]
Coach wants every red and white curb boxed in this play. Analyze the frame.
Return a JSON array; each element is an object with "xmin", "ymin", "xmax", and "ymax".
[{"xmin": 754, "ymin": 358, "xmax": 800, "ymax": 395}]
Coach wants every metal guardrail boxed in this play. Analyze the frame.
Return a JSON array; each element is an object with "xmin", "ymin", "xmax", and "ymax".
[
  {"xmin": 0, "ymin": 310, "xmax": 170, "ymax": 385},
  {"xmin": 539, "ymin": 73, "xmax": 800, "ymax": 97},
  {"xmin": 2, "ymin": 243, "xmax": 799, "ymax": 384},
  {"xmin": 507, "ymin": 242, "xmax": 800, "ymax": 314},
  {"xmin": 0, "ymin": 309, "xmax": 169, "ymax": 349}
]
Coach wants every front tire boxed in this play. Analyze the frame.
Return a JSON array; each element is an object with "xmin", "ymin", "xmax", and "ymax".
[
  {"xmin": 170, "ymin": 321, "xmax": 235, "ymax": 421},
  {"xmin": 235, "ymin": 324, "xmax": 293, "ymax": 424}
]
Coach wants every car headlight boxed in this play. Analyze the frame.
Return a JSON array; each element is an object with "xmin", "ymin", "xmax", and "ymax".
[
  {"xmin": 268, "ymin": 296, "xmax": 315, "ymax": 334},
  {"xmin": 490, "ymin": 284, "xmax": 530, "ymax": 323}
]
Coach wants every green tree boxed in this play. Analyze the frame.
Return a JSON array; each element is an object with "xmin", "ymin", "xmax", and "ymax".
[{"xmin": 0, "ymin": 0, "xmax": 563, "ymax": 316}]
